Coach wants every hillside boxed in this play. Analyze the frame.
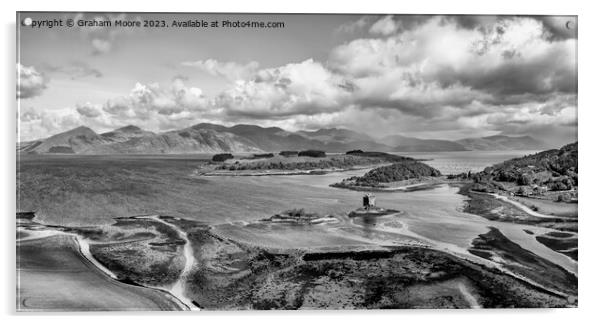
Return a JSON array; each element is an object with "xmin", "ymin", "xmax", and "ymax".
[
  {"xmin": 456, "ymin": 135, "xmax": 545, "ymax": 151},
  {"xmin": 332, "ymin": 159, "xmax": 442, "ymax": 189},
  {"xmin": 297, "ymin": 128, "xmax": 373, "ymax": 144},
  {"xmin": 476, "ymin": 142, "xmax": 577, "ymax": 190},
  {"xmin": 100, "ymin": 125, "xmax": 155, "ymax": 142},
  {"xmin": 19, "ymin": 125, "xmax": 262, "ymax": 154},
  {"xmin": 19, "ymin": 126, "xmax": 110, "ymax": 154},
  {"xmin": 194, "ymin": 123, "xmax": 393, "ymax": 152},
  {"xmin": 194, "ymin": 123, "xmax": 326, "ymax": 152},
  {"xmin": 18, "ymin": 122, "xmax": 552, "ymax": 155},
  {"xmin": 382, "ymin": 135, "xmax": 467, "ymax": 152},
  {"xmin": 97, "ymin": 127, "xmax": 261, "ymax": 154},
  {"xmin": 356, "ymin": 161, "xmax": 442, "ymax": 184}
]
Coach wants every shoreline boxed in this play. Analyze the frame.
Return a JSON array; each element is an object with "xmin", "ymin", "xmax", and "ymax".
[
  {"xmin": 18, "ymin": 210, "xmax": 577, "ymax": 309},
  {"xmin": 197, "ymin": 164, "xmax": 385, "ymax": 177},
  {"xmin": 487, "ymin": 193, "xmax": 575, "ymax": 220},
  {"xmin": 17, "ymin": 231, "xmax": 188, "ymax": 311},
  {"xmin": 139, "ymin": 215, "xmax": 200, "ymax": 311},
  {"xmin": 17, "ymin": 221, "xmax": 190, "ymax": 311},
  {"xmin": 330, "ymin": 178, "xmax": 469, "ymax": 192}
]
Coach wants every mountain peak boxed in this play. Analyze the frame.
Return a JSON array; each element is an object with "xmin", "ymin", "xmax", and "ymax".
[
  {"xmin": 62, "ymin": 126, "xmax": 97, "ymax": 136},
  {"xmin": 115, "ymin": 125, "xmax": 142, "ymax": 133}
]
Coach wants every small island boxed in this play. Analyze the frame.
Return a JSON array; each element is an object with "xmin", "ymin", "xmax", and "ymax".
[
  {"xmin": 260, "ymin": 208, "xmax": 339, "ymax": 224},
  {"xmin": 331, "ymin": 159, "xmax": 443, "ymax": 191},
  {"xmin": 196, "ymin": 150, "xmax": 416, "ymax": 176}
]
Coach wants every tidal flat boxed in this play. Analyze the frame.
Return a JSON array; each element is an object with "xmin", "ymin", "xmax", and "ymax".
[{"xmin": 16, "ymin": 153, "xmax": 577, "ymax": 310}]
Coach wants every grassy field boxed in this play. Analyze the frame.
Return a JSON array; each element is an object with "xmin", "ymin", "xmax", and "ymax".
[
  {"xmin": 89, "ymin": 217, "xmax": 187, "ymax": 286},
  {"xmin": 511, "ymin": 196, "xmax": 577, "ymax": 217},
  {"xmin": 459, "ymin": 184, "xmax": 578, "ymax": 232}
]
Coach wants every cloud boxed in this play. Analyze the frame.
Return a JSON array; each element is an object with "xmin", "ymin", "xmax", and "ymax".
[
  {"xmin": 329, "ymin": 17, "xmax": 576, "ymax": 110},
  {"xmin": 91, "ymin": 39, "xmax": 112, "ymax": 55},
  {"xmin": 182, "ymin": 59, "xmax": 259, "ymax": 81},
  {"xmin": 18, "ymin": 106, "xmax": 42, "ymax": 122},
  {"xmin": 40, "ymin": 61, "xmax": 103, "ymax": 79},
  {"xmin": 76, "ymin": 103, "xmax": 102, "ymax": 117},
  {"xmin": 18, "ymin": 78, "xmax": 212, "ymax": 141},
  {"xmin": 70, "ymin": 12, "xmax": 142, "ymax": 55},
  {"xmin": 369, "ymin": 15, "xmax": 400, "ymax": 36},
  {"xmin": 17, "ymin": 64, "xmax": 48, "ymax": 99},
  {"xmin": 533, "ymin": 16, "xmax": 577, "ymax": 40},
  {"xmin": 20, "ymin": 15, "xmax": 577, "ymax": 147},
  {"xmin": 213, "ymin": 59, "xmax": 354, "ymax": 119},
  {"xmin": 102, "ymin": 78, "xmax": 208, "ymax": 118},
  {"xmin": 336, "ymin": 16, "xmax": 372, "ymax": 34}
]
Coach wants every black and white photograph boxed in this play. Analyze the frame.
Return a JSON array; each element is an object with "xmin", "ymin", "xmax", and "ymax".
[{"xmin": 15, "ymin": 11, "xmax": 578, "ymax": 312}]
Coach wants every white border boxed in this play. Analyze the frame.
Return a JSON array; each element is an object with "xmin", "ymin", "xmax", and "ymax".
[{"xmin": 3, "ymin": 0, "xmax": 601, "ymax": 323}]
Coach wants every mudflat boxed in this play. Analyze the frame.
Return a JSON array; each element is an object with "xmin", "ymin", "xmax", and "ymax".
[{"xmin": 17, "ymin": 234, "xmax": 183, "ymax": 311}]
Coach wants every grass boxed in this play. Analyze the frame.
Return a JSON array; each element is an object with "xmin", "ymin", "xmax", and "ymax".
[
  {"xmin": 88, "ymin": 217, "xmax": 187, "ymax": 286},
  {"xmin": 511, "ymin": 196, "xmax": 577, "ymax": 217},
  {"xmin": 458, "ymin": 183, "xmax": 578, "ymax": 232}
]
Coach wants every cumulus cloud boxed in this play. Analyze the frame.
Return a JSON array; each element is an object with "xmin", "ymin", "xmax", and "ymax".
[
  {"xmin": 18, "ymin": 78, "xmax": 212, "ymax": 141},
  {"xmin": 76, "ymin": 103, "xmax": 102, "ymax": 117},
  {"xmin": 324, "ymin": 16, "xmax": 577, "ymax": 142},
  {"xmin": 213, "ymin": 59, "xmax": 354, "ymax": 119},
  {"xmin": 336, "ymin": 16, "xmax": 372, "ymax": 34},
  {"xmin": 101, "ymin": 78, "xmax": 209, "ymax": 121},
  {"xmin": 369, "ymin": 15, "xmax": 400, "ymax": 36},
  {"xmin": 17, "ymin": 64, "xmax": 48, "ymax": 99},
  {"xmin": 331, "ymin": 16, "xmax": 576, "ymax": 97},
  {"xmin": 19, "ymin": 107, "xmax": 42, "ymax": 122},
  {"xmin": 21, "ymin": 15, "xmax": 577, "ymax": 147},
  {"xmin": 182, "ymin": 59, "xmax": 259, "ymax": 81}
]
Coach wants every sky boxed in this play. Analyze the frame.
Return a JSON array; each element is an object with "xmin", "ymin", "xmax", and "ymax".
[{"xmin": 17, "ymin": 13, "xmax": 577, "ymax": 146}]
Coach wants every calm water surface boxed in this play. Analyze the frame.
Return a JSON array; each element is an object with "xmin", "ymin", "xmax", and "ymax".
[
  {"xmin": 208, "ymin": 162, "xmax": 576, "ymax": 273},
  {"xmin": 396, "ymin": 150, "xmax": 538, "ymax": 174}
]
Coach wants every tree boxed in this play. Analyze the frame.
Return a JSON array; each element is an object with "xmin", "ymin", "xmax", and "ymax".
[
  {"xmin": 212, "ymin": 153, "xmax": 234, "ymax": 162},
  {"xmin": 518, "ymin": 173, "xmax": 532, "ymax": 186}
]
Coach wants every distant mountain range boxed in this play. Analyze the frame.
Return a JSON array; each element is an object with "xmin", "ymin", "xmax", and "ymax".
[
  {"xmin": 17, "ymin": 123, "xmax": 547, "ymax": 154},
  {"xmin": 456, "ymin": 135, "xmax": 545, "ymax": 151}
]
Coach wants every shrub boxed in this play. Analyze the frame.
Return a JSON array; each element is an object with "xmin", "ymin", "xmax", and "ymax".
[
  {"xmin": 252, "ymin": 153, "xmax": 274, "ymax": 159},
  {"xmin": 212, "ymin": 153, "xmax": 234, "ymax": 162},
  {"xmin": 298, "ymin": 150, "xmax": 326, "ymax": 158},
  {"xmin": 346, "ymin": 149, "xmax": 364, "ymax": 155},
  {"xmin": 279, "ymin": 151, "xmax": 299, "ymax": 157},
  {"xmin": 516, "ymin": 186, "xmax": 526, "ymax": 196},
  {"xmin": 48, "ymin": 146, "xmax": 75, "ymax": 154},
  {"xmin": 518, "ymin": 173, "xmax": 532, "ymax": 186}
]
